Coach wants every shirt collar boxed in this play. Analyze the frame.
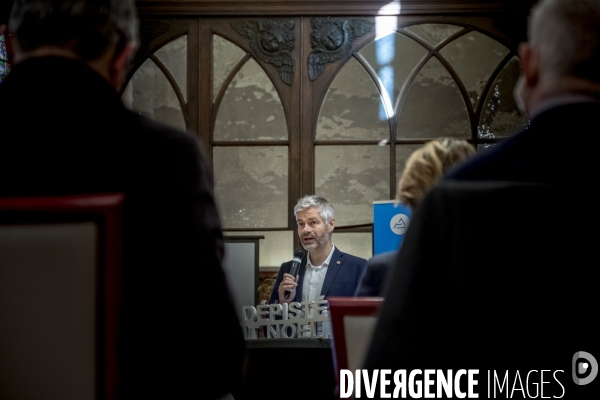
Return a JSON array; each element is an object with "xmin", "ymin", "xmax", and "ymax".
[{"xmin": 307, "ymin": 245, "xmax": 336, "ymax": 271}]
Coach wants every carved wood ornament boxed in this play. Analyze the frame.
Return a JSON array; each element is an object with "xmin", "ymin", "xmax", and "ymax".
[
  {"xmin": 308, "ymin": 17, "xmax": 375, "ymax": 81},
  {"xmin": 231, "ymin": 19, "xmax": 295, "ymax": 85}
]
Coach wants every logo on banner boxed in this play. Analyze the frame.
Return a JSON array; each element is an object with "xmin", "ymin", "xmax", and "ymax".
[{"xmin": 389, "ymin": 213, "xmax": 410, "ymax": 235}]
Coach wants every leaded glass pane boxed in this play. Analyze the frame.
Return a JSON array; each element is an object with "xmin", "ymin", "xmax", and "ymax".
[
  {"xmin": 213, "ymin": 35, "xmax": 247, "ymax": 103},
  {"xmin": 397, "ymin": 57, "xmax": 470, "ymax": 139},
  {"xmin": 316, "ymin": 57, "xmax": 389, "ymax": 141},
  {"xmin": 121, "ymin": 58, "xmax": 186, "ymax": 131},
  {"xmin": 440, "ymin": 31, "xmax": 509, "ymax": 108},
  {"xmin": 0, "ymin": 35, "xmax": 5, "ymax": 60},
  {"xmin": 214, "ymin": 59, "xmax": 287, "ymax": 141},
  {"xmin": 405, "ymin": 24, "xmax": 464, "ymax": 47},
  {"xmin": 225, "ymin": 231, "xmax": 293, "ymax": 268},
  {"xmin": 315, "ymin": 145, "xmax": 389, "ymax": 226},
  {"xmin": 154, "ymin": 35, "xmax": 187, "ymax": 101},
  {"xmin": 214, "ymin": 146, "xmax": 288, "ymax": 229},
  {"xmin": 334, "ymin": 232, "xmax": 373, "ymax": 261},
  {"xmin": 478, "ymin": 56, "xmax": 529, "ymax": 138},
  {"xmin": 358, "ymin": 32, "xmax": 428, "ymax": 110},
  {"xmin": 0, "ymin": 34, "xmax": 10, "ymax": 83}
]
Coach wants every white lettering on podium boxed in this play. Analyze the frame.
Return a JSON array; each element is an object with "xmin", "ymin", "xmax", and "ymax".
[{"xmin": 242, "ymin": 295, "xmax": 331, "ymax": 339}]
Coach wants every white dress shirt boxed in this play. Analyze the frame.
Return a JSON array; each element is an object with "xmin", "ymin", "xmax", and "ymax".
[{"xmin": 302, "ymin": 245, "xmax": 336, "ymax": 306}]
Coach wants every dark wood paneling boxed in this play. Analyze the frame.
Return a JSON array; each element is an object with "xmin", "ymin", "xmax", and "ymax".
[{"xmin": 136, "ymin": 1, "xmax": 537, "ymax": 17}]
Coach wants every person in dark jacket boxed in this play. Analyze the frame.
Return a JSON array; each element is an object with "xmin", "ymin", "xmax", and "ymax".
[{"xmin": 0, "ymin": 1, "xmax": 244, "ymax": 399}]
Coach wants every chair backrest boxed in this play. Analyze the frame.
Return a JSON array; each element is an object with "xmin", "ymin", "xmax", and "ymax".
[
  {"xmin": 327, "ymin": 296, "xmax": 383, "ymax": 398},
  {"xmin": 0, "ymin": 193, "xmax": 124, "ymax": 400}
]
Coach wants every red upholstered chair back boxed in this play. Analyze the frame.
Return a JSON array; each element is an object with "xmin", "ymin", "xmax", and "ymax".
[
  {"xmin": 327, "ymin": 296, "xmax": 384, "ymax": 399},
  {"xmin": 0, "ymin": 193, "xmax": 124, "ymax": 400}
]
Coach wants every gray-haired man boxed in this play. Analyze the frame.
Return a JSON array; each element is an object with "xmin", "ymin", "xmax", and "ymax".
[{"xmin": 269, "ymin": 195, "xmax": 367, "ymax": 306}]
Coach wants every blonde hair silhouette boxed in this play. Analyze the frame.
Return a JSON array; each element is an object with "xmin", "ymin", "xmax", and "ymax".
[{"xmin": 397, "ymin": 138, "xmax": 476, "ymax": 210}]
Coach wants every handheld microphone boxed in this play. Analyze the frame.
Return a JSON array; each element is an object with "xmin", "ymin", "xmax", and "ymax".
[{"xmin": 284, "ymin": 249, "xmax": 305, "ymax": 299}]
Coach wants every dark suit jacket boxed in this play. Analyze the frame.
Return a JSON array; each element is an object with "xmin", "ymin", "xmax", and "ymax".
[
  {"xmin": 363, "ymin": 181, "xmax": 598, "ymax": 399},
  {"xmin": 268, "ymin": 247, "xmax": 367, "ymax": 304},
  {"xmin": 444, "ymin": 101, "xmax": 600, "ymax": 184},
  {"xmin": 354, "ymin": 250, "xmax": 397, "ymax": 297},
  {"xmin": 0, "ymin": 57, "xmax": 245, "ymax": 399}
]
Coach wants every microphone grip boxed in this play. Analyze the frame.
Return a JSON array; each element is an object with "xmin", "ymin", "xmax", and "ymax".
[{"xmin": 283, "ymin": 258, "xmax": 302, "ymax": 300}]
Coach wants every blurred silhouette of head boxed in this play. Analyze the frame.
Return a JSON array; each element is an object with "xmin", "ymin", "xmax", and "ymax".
[
  {"xmin": 4, "ymin": 0, "xmax": 139, "ymax": 90},
  {"xmin": 397, "ymin": 138, "xmax": 476, "ymax": 210},
  {"xmin": 515, "ymin": 0, "xmax": 600, "ymax": 115}
]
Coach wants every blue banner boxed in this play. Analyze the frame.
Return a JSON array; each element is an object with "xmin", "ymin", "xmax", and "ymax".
[{"xmin": 373, "ymin": 200, "xmax": 412, "ymax": 255}]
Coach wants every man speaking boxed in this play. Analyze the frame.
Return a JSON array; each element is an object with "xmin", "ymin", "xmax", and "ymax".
[{"xmin": 268, "ymin": 195, "xmax": 367, "ymax": 307}]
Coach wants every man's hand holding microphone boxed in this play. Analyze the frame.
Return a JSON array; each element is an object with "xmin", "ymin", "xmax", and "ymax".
[{"xmin": 277, "ymin": 249, "xmax": 305, "ymax": 303}]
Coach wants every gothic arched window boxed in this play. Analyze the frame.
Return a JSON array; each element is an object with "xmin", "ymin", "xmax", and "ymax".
[{"xmin": 0, "ymin": 34, "xmax": 10, "ymax": 83}]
